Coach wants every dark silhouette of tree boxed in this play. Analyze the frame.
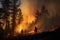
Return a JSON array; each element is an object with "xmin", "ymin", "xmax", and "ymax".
[
  {"xmin": 35, "ymin": 6, "xmax": 49, "ymax": 23},
  {"xmin": 1, "ymin": 0, "xmax": 22, "ymax": 35},
  {"xmin": 41, "ymin": 6, "xmax": 49, "ymax": 15},
  {"xmin": 0, "ymin": 8, "xmax": 7, "ymax": 35},
  {"xmin": 0, "ymin": 18, "xmax": 4, "ymax": 35},
  {"xmin": 12, "ymin": 0, "xmax": 22, "ymax": 34},
  {"xmin": 35, "ymin": 6, "xmax": 46, "ymax": 20},
  {"xmin": 1, "ymin": 0, "xmax": 11, "ymax": 35}
]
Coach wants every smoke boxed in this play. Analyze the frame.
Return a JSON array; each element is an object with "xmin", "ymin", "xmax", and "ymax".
[
  {"xmin": 35, "ymin": 0, "xmax": 60, "ymax": 31},
  {"xmin": 15, "ymin": 0, "xmax": 60, "ymax": 34}
]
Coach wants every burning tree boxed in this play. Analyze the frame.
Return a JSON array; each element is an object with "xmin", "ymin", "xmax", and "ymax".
[
  {"xmin": 9, "ymin": 0, "xmax": 23, "ymax": 34},
  {"xmin": 0, "ymin": 0, "xmax": 22, "ymax": 35}
]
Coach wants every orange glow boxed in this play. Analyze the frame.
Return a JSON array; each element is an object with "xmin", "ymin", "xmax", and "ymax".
[
  {"xmin": 14, "ymin": 0, "xmax": 59, "ymax": 36},
  {"xmin": 14, "ymin": 1, "xmax": 36, "ymax": 34},
  {"xmin": 14, "ymin": 11, "xmax": 36, "ymax": 34},
  {"xmin": 49, "ymin": 26, "xmax": 58, "ymax": 32}
]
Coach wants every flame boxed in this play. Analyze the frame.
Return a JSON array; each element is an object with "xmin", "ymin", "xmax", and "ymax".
[
  {"xmin": 14, "ymin": 0, "xmax": 59, "ymax": 36},
  {"xmin": 14, "ymin": 2, "xmax": 36, "ymax": 34}
]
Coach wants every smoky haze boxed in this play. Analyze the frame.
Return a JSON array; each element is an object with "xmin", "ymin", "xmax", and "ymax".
[
  {"xmin": 12, "ymin": 0, "xmax": 60, "ymax": 34},
  {"xmin": 35, "ymin": 0, "xmax": 60, "ymax": 31},
  {"xmin": 18, "ymin": 0, "xmax": 60, "ymax": 32}
]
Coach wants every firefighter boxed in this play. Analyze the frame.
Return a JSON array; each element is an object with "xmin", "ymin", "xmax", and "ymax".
[
  {"xmin": 21, "ymin": 29, "xmax": 23, "ymax": 34},
  {"xmin": 34, "ymin": 26, "xmax": 37, "ymax": 33}
]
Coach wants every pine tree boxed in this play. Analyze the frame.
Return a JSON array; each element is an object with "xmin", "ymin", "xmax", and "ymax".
[
  {"xmin": 1, "ymin": 0, "xmax": 10, "ymax": 34},
  {"xmin": 35, "ymin": 6, "xmax": 48, "ymax": 23},
  {"xmin": 11, "ymin": 0, "xmax": 22, "ymax": 34},
  {"xmin": 1, "ymin": 0, "xmax": 23, "ymax": 35}
]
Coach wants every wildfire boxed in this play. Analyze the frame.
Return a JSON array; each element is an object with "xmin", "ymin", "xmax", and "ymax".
[
  {"xmin": 14, "ymin": 0, "xmax": 59, "ymax": 36},
  {"xmin": 14, "ymin": 0, "xmax": 36, "ymax": 34}
]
